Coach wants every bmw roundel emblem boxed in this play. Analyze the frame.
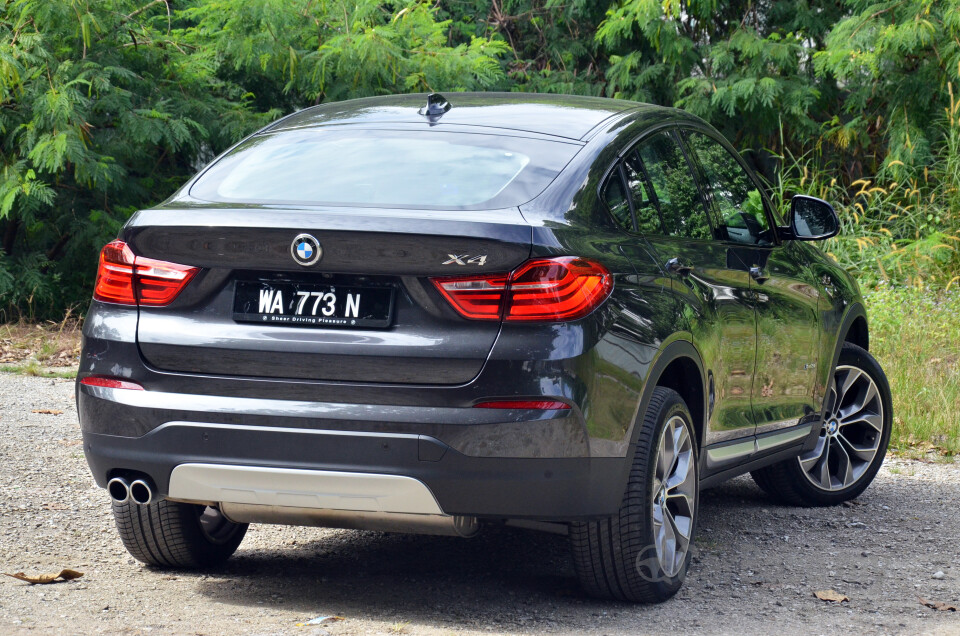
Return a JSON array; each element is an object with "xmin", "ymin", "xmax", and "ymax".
[{"xmin": 290, "ymin": 233, "xmax": 322, "ymax": 266}]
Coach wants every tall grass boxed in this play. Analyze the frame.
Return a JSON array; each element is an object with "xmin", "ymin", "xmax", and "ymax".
[
  {"xmin": 764, "ymin": 83, "xmax": 960, "ymax": 455},
  {"xmin": 866, "ymin": 287, "xmax": 960, "ymax": 456},
  {"xmin": 768, "ymin": 83, "xmax": 960, "ymax": 290}
]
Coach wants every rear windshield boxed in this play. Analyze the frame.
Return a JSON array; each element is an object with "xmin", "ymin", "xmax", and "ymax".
[{"xmin": 189, "ymin": 129, "xmax": 581, "ymax": 209}]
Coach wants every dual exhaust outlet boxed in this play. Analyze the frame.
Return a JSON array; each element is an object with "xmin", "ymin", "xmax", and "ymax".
[{"xmin": 107, "ymin": 476, "xmax": 158, "ymax": 506}]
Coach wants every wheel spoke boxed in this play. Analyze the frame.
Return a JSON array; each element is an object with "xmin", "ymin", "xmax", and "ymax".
[
  {"xmin": 657, "ymin": 427, "xmax": 675, "ymax": 483},
  {"xmin": 666, "ymin": 506, "xmax": 690, "ymax": 554},
  {"xmin": 665, "ymin": 448, "xmax": 693, "ymax": 492},
  {"xmin": 833, "ymin": 438, "xmax": 855, "ymax": 487},
  {"xmin": 657, "ymin": 509, "xmax": 677, "ymax": 571},
  {"xmin": 836, "ymin": 431, "xmax": 879, "ymax": 462},
  {"xmin": 799, "ymin": 435, "xmax": 826, "ymax": 472},
  {"xmin": 837, "ymin": 368, "xmax": 862, "ymax": 401},
  {"xmin": 840, "ymin": 407, "xmax": 883, "ymax": 433},
  {"xmin": 817, "ymin": 437, "xmax": 833, "ymax": 489}
]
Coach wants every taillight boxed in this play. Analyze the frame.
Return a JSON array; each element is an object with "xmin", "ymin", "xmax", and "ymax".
[
  {"xmin": 431, "ymin": 257, "xmax": 612, "ymax": 322},
  {"xmin": 134, "ymin": 256, "xmax": 198, "ymax": 306},
  {"xmin": 80, "ymin": 375, "xmax": 144, "ymax": 391},
  {"xmin": 93, "ymin": 240, "xmax": 198, "ymax": 307},
  {"xmin": 93, "ymin": 240, "xmax": 136, "ymax": 304},
  {"xmin": 474, "ymin": 400, "xmax": 570, "ymax": 410},
  {"xmin": 432, "ymin": 275, "xmax": 507, "ymax": 320}
]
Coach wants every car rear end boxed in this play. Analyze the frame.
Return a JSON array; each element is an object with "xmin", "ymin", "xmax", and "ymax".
[{"xmin": 77, "ymin": 115, "xmax": 629, "ymax": 534}]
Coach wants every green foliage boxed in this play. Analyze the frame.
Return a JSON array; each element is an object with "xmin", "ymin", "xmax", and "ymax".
[
  {"xmin": 437, "ymin": 0, "xmax": 608, "ymax": 95},
  {"xmin": 1, "ymin": 0, "xmax": 959, "ymax": 319},
  {"xmin": 0, "ymin": 0, "xmax": 507, "ymax": 319},
  {"xmin": 768, "ymin": 82, "xmax": 960, "ymax": 289},
  {"xmin": 814, "ymin": 0, "xmax": 960, "ymax": 176},
  {"xmin": 595, "ymin": 0, "xmax": 842, "ymax": 150}
]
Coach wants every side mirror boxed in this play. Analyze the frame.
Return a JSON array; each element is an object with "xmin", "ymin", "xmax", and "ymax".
[{"xmin": 784, "ymin": 195, "xmax": 839, "ymax": 241}]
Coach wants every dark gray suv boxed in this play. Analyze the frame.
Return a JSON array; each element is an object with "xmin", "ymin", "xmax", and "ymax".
[{"xmin": 77, "ymin": 93, "xmax": 891, "ymax": 602}]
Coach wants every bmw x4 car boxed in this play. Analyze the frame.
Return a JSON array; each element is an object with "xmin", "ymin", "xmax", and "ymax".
[{"xmin": 77, "ymin": 92, "xmax": 891, "ymax": 602}]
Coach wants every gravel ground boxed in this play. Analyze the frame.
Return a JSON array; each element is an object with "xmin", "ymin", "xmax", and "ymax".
[{"xmin": 0, "ymin": 373, "xmax": 958, "ymax": 635}]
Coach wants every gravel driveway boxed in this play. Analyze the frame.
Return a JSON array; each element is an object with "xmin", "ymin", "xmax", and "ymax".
[{"xmin": 0, "ymin": 373, "xmax": 958, "ymax": 635}]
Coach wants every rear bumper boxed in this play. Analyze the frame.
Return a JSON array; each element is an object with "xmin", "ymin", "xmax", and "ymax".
[{"xmin": 80, "ymin": 386, "xmax": 626, "ymax": 520}]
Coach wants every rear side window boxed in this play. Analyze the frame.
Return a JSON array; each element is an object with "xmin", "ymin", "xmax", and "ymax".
[
  {"xmin": 684, "ymin": 131, "xmax": 773, "ymax": 245},
  {"xmin": 622, "ymin": 153, "xmax": 664, "ymax": 235},
  {"xmin": 633, "ymin": 132, "xmax": 711, "ymax": 240},
  {"xmin": 603, "ymin": 167, "xmax": 635, "ymax": 232},
  {"xmin": 190, "ymin": 129, "xmax": 581, "ymax": 210}
]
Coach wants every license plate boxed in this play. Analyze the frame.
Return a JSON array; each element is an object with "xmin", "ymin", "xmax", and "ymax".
[{"xmin": 233, "ymin": 281, "xmax": 395, "ymax": 328}]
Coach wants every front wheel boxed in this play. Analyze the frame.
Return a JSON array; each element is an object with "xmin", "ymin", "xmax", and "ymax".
[
  {"xmin": 570, "ymin": 386, "xmax": 699, "ymax": 602},
  {"xmin": 752, "ymin": 343, "xmax": 892, "ymax": 506}
]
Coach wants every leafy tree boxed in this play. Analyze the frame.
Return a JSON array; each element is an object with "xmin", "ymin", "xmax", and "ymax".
[
  {"xmin": 437, "ymin": 0, "xmax": 607, "ymax": 95},
  {"xmin": 2, "ymin": 0, "xmax": 959, "ymax": 320},
  {"xmin": 0, "ymin": 0, "xmax": 507, "ymax": 319},
  {"xmin": 814, "ymin": 0, "xmax": 960, "ymax": 177},
  {"xmin": 595, "ymin": 0, "xmax": 846, "ymax": 154}
]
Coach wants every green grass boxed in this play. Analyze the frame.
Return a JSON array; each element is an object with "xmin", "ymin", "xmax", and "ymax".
[
  {"xmin": 865, "ymin": 286, "xmax": 960, "ymax": 456},
  {"xmin": 0, "ymin": 361, "xmax": 77, "ymax": 379}
]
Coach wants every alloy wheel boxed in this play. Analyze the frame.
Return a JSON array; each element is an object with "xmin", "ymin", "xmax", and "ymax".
[
  {"xmin": 799, "ymin": 365, "xmax": 884, "ymax": 491},
  {"xmin": 651, "ymin": 415, "xmax": 696, "ymax": 578}
]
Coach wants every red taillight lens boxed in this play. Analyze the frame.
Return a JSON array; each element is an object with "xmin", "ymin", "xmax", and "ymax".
[
  {"xmin": 474, "ymin": 400, "xmax": 570, "ymax": 410},
  {"xmin": 80, "ymin": 375, "xmax": 144, "ymax": 391},
  {"xmin": 93, "ymin": 240, "xmax": 136, "ymax": 304},
  {"xmin": 432, "ymin": 275, "xmax": 507, "ymax": 320},
  {"xmin": 135, "ymin": 256, "xmax": 199, "ymax": 306},
  {"xmin": 93, "ymin": 240, "xmax": 198, "ymax": 307},
  {"xmin": 505, "ymin": 257, "xmax": 612, "ymax": 321},
  {"xmin": 431, "ymin": 257, "xmax": 612, "ymax": 322}
]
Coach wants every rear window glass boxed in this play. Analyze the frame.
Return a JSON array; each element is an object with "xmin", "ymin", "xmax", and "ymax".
[{"xmin": 189, "ymin": 129, "xmax": 581, "ymax": 209}]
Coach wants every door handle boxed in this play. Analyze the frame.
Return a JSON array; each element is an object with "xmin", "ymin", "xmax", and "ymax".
[
  {"xmin": 749, "ymin": 266, "xmax": 769, "ymax": 283},
  {"xmin": 666, "ymin": 257, "xmax": 694, "ymax": 277}
]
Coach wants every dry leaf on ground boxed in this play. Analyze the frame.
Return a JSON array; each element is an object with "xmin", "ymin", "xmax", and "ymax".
[
  {"xmin": 814, "ymin": 589, "xmax": 850, "ymax": 603},
  {"xmin": 919, "ymin": 597, "xmax": 959, "ymax": 612},
  {"xmin": 296, "ymin": 616, "xmax": 345, "ymax": 626},
  {"xmin": 31, "ymin": 409, "xmax": 63, "ymax": 415},
  {"xmin": 3, "ymin": 569, "xmax": 84, "ymax": 584}
]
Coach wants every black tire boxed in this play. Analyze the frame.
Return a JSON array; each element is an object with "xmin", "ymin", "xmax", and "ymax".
[
  {"xmin": 112, "ymin": 499, "xmax": 247, "ymax": 568},
  {"xmin": 751, "ymin": 343, "xmax": 892, "ymax": 506},
  {"xmin": 570, "ymin": 386, "xmax": 699, "ymax": 603}
]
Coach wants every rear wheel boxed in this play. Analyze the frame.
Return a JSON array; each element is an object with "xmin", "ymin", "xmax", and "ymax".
[
  {"xmin": 112, "ymin": 499, "xmax": 247, "ymax": 568},
  {"xmin": 752, "ymin": 343, "xmax": 892, "ymax": 506},
  {"xmin": 570, "ymin": 386, "xmax": 699, "ymax": 602}
]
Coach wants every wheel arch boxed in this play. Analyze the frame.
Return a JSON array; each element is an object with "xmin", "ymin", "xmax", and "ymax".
[
  {"xmin": 626, "ymin": 339, "xmax": 708, "ymax": 455},
  {"xmin": 845, "ymin": 313, "xmax": 869, "ymax": 351},
  {"xmin": 830, "ymin": 303, "xmax": 869, "ymax": 379},
  {"xmin": 613, "ymin": 338, "xmax": 708, "ymax": 509},
  {"xmin": 653, "ymin": 354, "xmax": 706, "ymax": 452}
]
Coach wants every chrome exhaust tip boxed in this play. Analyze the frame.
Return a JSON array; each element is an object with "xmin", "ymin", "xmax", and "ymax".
[
  {"xmin": 107, "ymin": 477, "xmax": 130, "ymax": 504},
  {"xmin": 129, "ymin": 479, "xmax": 154, "ymax": 505}
]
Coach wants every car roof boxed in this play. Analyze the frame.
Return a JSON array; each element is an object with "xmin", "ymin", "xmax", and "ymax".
[{"xmin": 264, "ymin": 92, "xmax": 656, "ymax": 141}]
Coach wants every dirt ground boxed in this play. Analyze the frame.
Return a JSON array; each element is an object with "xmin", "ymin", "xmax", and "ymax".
[{"xmin": 0, "ymin": 373, "xmax": 958, "ymax": 635}]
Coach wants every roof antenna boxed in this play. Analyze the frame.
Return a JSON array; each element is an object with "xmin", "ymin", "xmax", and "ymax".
[{"xmin": 419, "ymin": 93, "xmax": 451, "ymax": 120}]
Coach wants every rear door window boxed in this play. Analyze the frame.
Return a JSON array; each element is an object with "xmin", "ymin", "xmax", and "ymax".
[{"xmin": 632, "ymin": 131, "xmax": 712, "ymax": 240}]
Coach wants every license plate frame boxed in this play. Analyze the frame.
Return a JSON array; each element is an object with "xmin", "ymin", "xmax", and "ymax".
[{"xmin": 232, "ymin": 280, "xmax": 395, "ymax": 329}]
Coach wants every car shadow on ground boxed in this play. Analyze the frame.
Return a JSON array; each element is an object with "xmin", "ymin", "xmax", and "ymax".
[{"xmin": 191, "ymin": 477, "xmax": 773, "ymax": 626}]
